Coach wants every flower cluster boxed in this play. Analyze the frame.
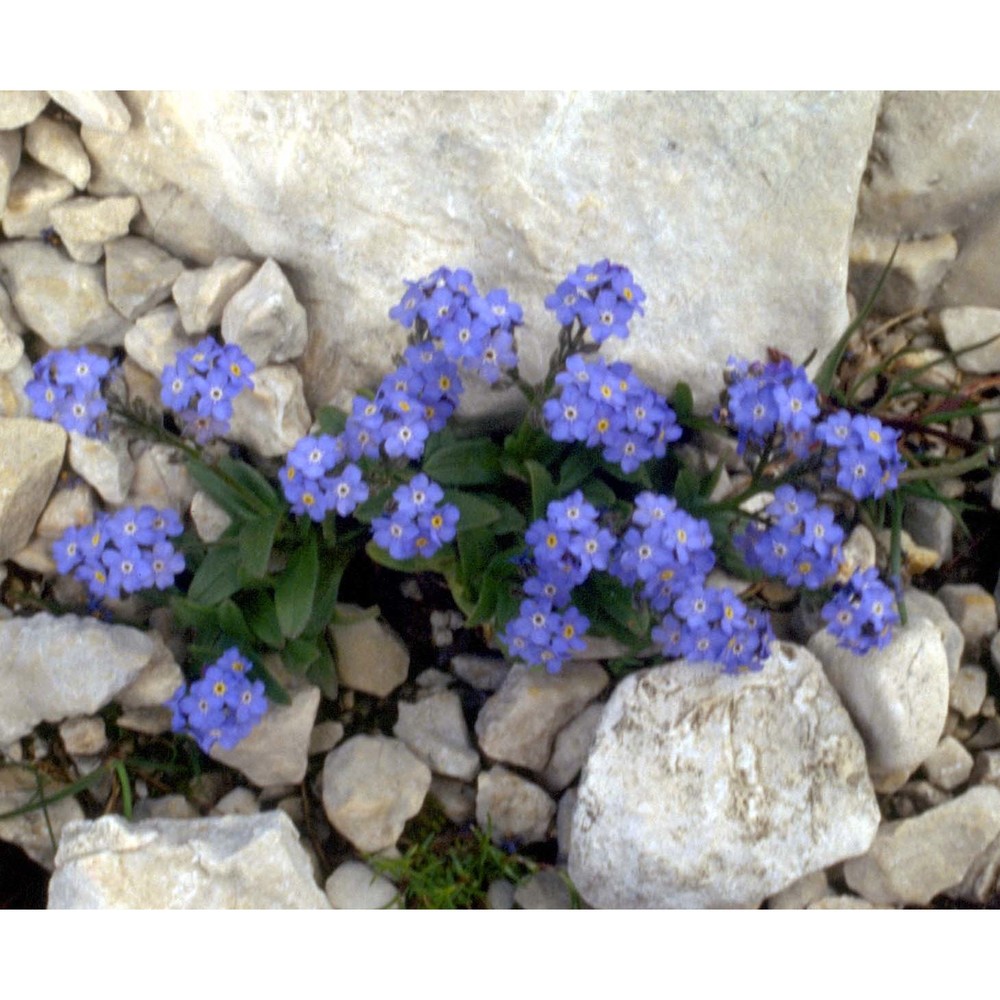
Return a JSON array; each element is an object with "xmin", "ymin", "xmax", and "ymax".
[
  {"xmin": 737, "ymin": 485, "xmax": 845, "ymax": 590},
  {"xmin": 821, "ymin": 567, "xmax": 900, "ymax": 654},
  {"xmin": 543, "ymin": 354, "xmax": 682, "ymax": 472},
  {"xmin": 815, "ymin": 411, "xmax": 907, "ymax": 501},
  {"xmin": 371, "ymin": 473, "xmax": 459, "ymax": 561},
  {"xmin": 52, "ymin": 505, "xmax": 185, "ymax": 602},
  {"xmin": 166, "ymin": 647, "xmax": 269, "ymax": 753},
  {"xmin": 160, "ymin": 337, "xmax": 255, "ymax": 444},
  {"xmin": 545, "ymin": 259, "xmax": 646, "ymax": 342},
  {"xmin": 26, "ymin": 348, "xmax": 113, "ymax": 437},
  {"xmin": 389, "ymin": 266, "xmax": 521, "ymax": 385},
  {"xmin": 279, "ymin": 433, "xmax": 368, "ymax": 522}
]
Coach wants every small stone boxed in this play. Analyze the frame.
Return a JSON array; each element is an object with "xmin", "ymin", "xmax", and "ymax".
[
  {"xmin": 475, "ymin": 661, "xmax": 609, "ymax": 772},
  {"xmin": 922, "ymin": 736, "xmax": 974, "ymax": 791},
  {"xmin": 905, "ymin": 587, "xmax": 964, "ymax": 682},
  {"xmin": 808, "ymin": 895, "xmax": 878, "ymax": 909},
  {"xmin": 0, "ymin": 241, "xmax": 130, "ymax": 349},
  {"xmin": 450, "ymin": 653, "xmax": 509, "ymax": 691},
  {"xmin": 10, "ymin": 536, "xmax": 55, "ymax": 575},
  {"xmin": 227, "ymin": 364, "xmax": 312, "ymax": 458},
  {"xmin": 428, "ymin": 775, "xmax": 475, "ymax": 824},
  {"xmin": 514, "ymin": 869, "xmax": 573, "ymax": 909},
  {"xmin": 476, "ymin": 766, "xmax": 555, "ymax": 847},
  {"xmin": 393, "ymin": 689, "xmax": 480, "ymax": 781},
  {"xmin": 211, "ymin": 685, "xmax": 320, "ymax": 787},
  {"xmin": 116, "ymin": 637, "xmax": 184, "ymax": 710},
  {"xmin": 939, "ymin": 306, "xmax": 1000, "ymax": 374},
  {"xmin": 321, "ymin": 735, "xmax": 431, "ymax": 853},
  {"xmin": 2, "ymin": 159, "xmax": 74, "ymax": 238},
  {"xmin": 58, "ymin": 716, "xmax": 107, "ymax": 757},
  {"xmin": 0, "ymin": 764, "xmax": 84, "ymax": 870},
  {"xmin": 970, "ymin": 750, "xmax": 1000, "ymax": 788},
  {"xmin": 189, "ymin": 490, "xmax": 232, "ymax": 543},
  {"xmin": 35, "ymin": 482, "xmax": 96, "ymax": 540},
  {"xmin": 172, "ymin": 256, "xmax": 257, "ymax": 333},
  {"xmin": 105, "ymin": 236, "xmax": 184, "ymax": 320},
  {"xmin": 113, "ymin": 707, "xmax": 172, "ymax": 736},
  {"xmin": 211, "ymin": 787, "xmax": 260, "ymax": 817},
  {"xmin": 0, "ymin": 355, "xmax": 30, "ymax": 416},
  {"xmin": 0, "ymin": 92, "xmax": 48, "ymax": 129},
  {"xmin": 48, "ymin": 812, "xmax": 329, "ymax": 908},
  {"xmin": 951, "ymin": 664, "xmax": 988, "ymax": 719},
  {"xmin": 132, "ymin": 794, "xmax": 199, "ymax": 821},
  {"xmin": 0, "ymin": 129, "xmax": 21, "ymax": 210},
  {"xmin": 0, "ymin": 417, "xmax": 67, "ymax": 560},
  {"xmin": 836, "ymin": 525, "xmax": 877, "ymax": 582},
  {"xmin": 850, "ymin": 232, "xmax": 958, "ymax": 313},
  {"xmin": 325, "ymin": 861, "xmax": 400, "ymax": 909},
  {"xmin": 328, "ymin": 606, "xmax": 409, "ymax": 697},
  {"xmin": 983, "ymin": 695, "xmax": 998, "ymax": 719},
  {"xmin": 122, "ymin": 305, "xmax": 191, "ymax": 378},
  {"xmin": 949, "ymin": 831, "xmax": 1000, "ymax": 905},
  {"xmin": 67, "ymin": 429, "xmax": 134, "ymax": 504},
  {"xmin": 308, "ymin": 720, "xmax": 344, "ymax": 756},
  {"xmin": 414, "ymin": 667, "xmax": 452, "ymax": 690},
  {"xmin": 968, "ymin": 718, "xmax": 1000, "ymax": 750},
  {"xmin": 556, "ymin": 787, "xmax": 577, "ymax": 863},
  {"xmin": 808, "ymin": 617, "xmax": 949, "ymax": 792},
  {"xmin": 766, "ymin": 870, "xmax": 832, "ymax": 909},
  {"xmin": 128, "ymin": 443, "xmax": 194, "ymax": 513},
  {"xmin": 24, "ymin": 116, "xmax": 91, "ymax": 189},
  {"xmin": 541, "ymin": 702, "xmax": 604, "ymax": 793},
  {"xmin": 49, "ymin": 195, "xmax": 139, "ymax": 264},
  {"xmin": 903, "ymin": 498, "xmax": 954, "ymax": 570},
  {"xmin": 48, "ymin": 91, "xmax": 131, "ymax": 133},
  {"xmin": 844, "ymin": 786, "xmax": 1000, "ymax": 906},
  {"xmin": 221, "ymin": 258, "xmax": 308, "ymax": 367},
  {"xmin": 486, "ymin": 879, "xmax": 516, "ymax": 909},
  {"xmin": 936, "ymin": 583, "xmax": 998, "ymax": 662},
  {"xmin": 894, "ymin": 779, "xmax": 951, "ymax": 815}
]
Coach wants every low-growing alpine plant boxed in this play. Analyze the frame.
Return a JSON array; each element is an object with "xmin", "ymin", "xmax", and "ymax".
[{"xmin": 27, "ymin": 255, "xmax": 939, "ymax": 758}]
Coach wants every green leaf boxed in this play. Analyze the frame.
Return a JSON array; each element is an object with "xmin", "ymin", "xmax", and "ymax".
[
  {"xmin": 238, "ymin": 515, "xmax": 278, "ymax": 582},
  {"xmin": 302, "ymin": 548, "xmax": 352, "ymax": 638},
  {"xmin": 187, "ymin": 543, "xmax": 242, "ymax": 606},
  {"xmin": 217, "ymin": 455, "xmax": 282, "ymax": 514},
  {"xmin": 283, "ymin": 637, "xmax": 321, "ymax": 673},
  {"xmin": 580, "ymin": 478, "xmax": 618, "ymax": 511},
  {"xmin": 457, "ymin": 527, "xmax": 497, "ymax": 595},
  {"xmin": 556, "ymin": 448, "xmax": 600, "ymax": 493},
  {"xmin": 670, "ymin": 381, "xmax": 694, "ymax": 424},
  {"xmin": 217, "ymin": 599, "xmax": 257, "ymax": 651},
  {"xmin": 171, "ymin": 594, "xmax": 223, "ymax": 634},
  {"xmin": 275, "ymin": 533, "xmax": 319, "ymax": 639},
  {"xmin": 315, "ymin": 405, "xmax": 348, "ymax": 437},
  {"xmin": 244, "ymin": 591, "xmax": 284, "ymax": 648},
  {"xmin": 186, "ymin": 459, "xmax": 260, "ymax": 523},
  {"xmin": 422, "ymin": 438, "xmax": 503, "ymax": 486},
  {"xmin": 524, "ymin": 460, "xmax": 557, "ymax": 521},
  {"xmin": 364, "ymin": 539, "xmax": 456, "ymax": 576},
  {"xmin": 305, "ymin": 640, "xmax": 338, "ymax": 698},
  {"xmin": 353, "ymin": 485, "xmax": 394, "ymax": 525},
  {"xmin": 442, "ymin": 489, "xmax": 502, "ymax": 532},
  {"xmin": 572, "ymin": 572, "xmax": 646, "ymax": 649},
  {"xmin": 462, "ymin": 546, "xmax": 523, "ymax": 628},
  {"xmin": 488, "ymin": 497, "xmax": 527, "ymax": 535}
]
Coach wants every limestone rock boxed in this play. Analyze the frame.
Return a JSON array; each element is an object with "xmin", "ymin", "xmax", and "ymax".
[
  {"xmin": 2, "ymin": 159, "xmax": 75, "ymax": 238},
  {"xmin": 0, "ymin": 764, "xmax": 84, "ymax": 870},
  {"xmin": 321, "ymin": 734, "xmax": 431, "ymax": 853},
  {"xmin": 936, "ymin": 583, "xmax": 998, "ymax": 662},
  {"xmin": 765, "ymin": 870, "xmax": 832, "ymax": 910},
  {"xmin": 808, "ymin": 617, "xmax": 949, "ymax": 792},
  {"xmin": 127, "ymin": 443, "xmax": 194, "ymax": 513},
  {"xmin": 0, "ymin": 129, "xmax": 22, "ymax": 219},
  {"xmin": 189, "ymin": 489, "xmax": 231, "ymax": 543},
  {"xmin": 0, "ymin": 613, "xmax": 174, "ymax": 744},
  {"xmin": 59, "ymin": 716, "xmax": 108, "ymax": 757},
  {"xmin": 450, "ymin": 653, "xmax": 509, "ymax": 691},
  {"xmin": 474, "ymin": 660, "xmax": 608, "ymax": 772},
  {"xmin": 556, "ymin": 787, "xmax": 577, "ymax": 863},
  {"xmin": 514, "ymin": 869, "xmax": 573, "ymax": 909},
  {"xmin": 0, "ymin": 355, "xmax": 31, "ymax": 417},
  {"xmin": 568, "ymin": 644, "xmax": 880, "ymax": 909},
  {"xmin": 122, "ymin": 303, "xmax": 190, "ymax": 376},
  {"xmin": 80, "ymin": 91, "xmax": 878, "ymax": 411},
  {"xmin": 849, "ymin": 232, "xmax": 957, "ymax": 314},
  {"xmin": 105, "ymin": 236, "xmax": 184, "ymax": 320},
  {"xmin": 49, "ymin": 195, "xmax": 140, "ymax": 264},
  {"xmin": 950, "ymin": 831, "xmax": 1000, "ymax": 904},
  {"xmin": 210, "ymin": 685, "xmax": 320, "ymax": 787},
  {"xmin": 541, "ymin": 701, "xmax": 604, "ymax": 793},
  {"xmin": 48, "ymin": 91, "xmax": 131, "ymax": 133},
  {"xmin": 226, "ymin": 363, "xmax": 312, "ymax": 457},
  {"xmin": 24, "ymin": 115, "xmax": 91, "ymax": 189},
  {"xmin": 211, "ymin": 787, "xmax": 259, "ymax": 817},
  {"xmin": 0, "ymin": 92, "xmax": 48, "ymax": 129},
  {"xmin": 328, "ymin": 605, "xmax": 409, "ymax": 697},
  {"xmin": 904, "ymin": 586, "xmax": 964, "ymax": 681},
  {"xmin": 47, "ymin": 812, "xmax": 329, "ymax": 908},
  {"xmin": 67, "ymin": 429, "xmax": 134, "ymax": 503},
  {"xmin": 172, "ymin": 256, "xmax": 256, "ymax": 333},
  {"xmin": 0, "ymin": 241, "xmax": 130, "ymax": 348},
  {"xmin": 221, "ymin": 258, "xmax": 307, "ymax": 366},
  {"xmin": 428, "ymin": 775, "xmax": 475, "ymax": 825},
  {"xmin": 939, "ymin": 307, "xmax": 1000, "ymax": 374},
  {"xmin": 922, "ymin": 735, "xmax": 974, "ymax": 791},
  {"xmin": 0, "ymin": 417, "xmax": 66, "ymax": 560},
  {"xmin": 843, "ymin": 786, "xmax": 1000, "ymax": 906},
  {"xmin": 476, "ymin": 766, "xmax": 555, "ymax": 847},
  {"xmin": 951, "ymin": 664, "xmax": 988, "ymax": 719},
  {"xmin": 325, "ymin": 861, "xmax": 400, "ymax": 909},
  {"xmin": 393, "ymin": 689, "xmax": 480, "ymax": 781}
]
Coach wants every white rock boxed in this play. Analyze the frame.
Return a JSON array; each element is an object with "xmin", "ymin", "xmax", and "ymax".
[
  {"xmin": 428, "ymin": 775, "xmax": 475, "ymax": 824},
  {"xmin": 0, "ymin": 241, "xmax": 130, "ymax": 348},
  {"xmin": 48, "ymin": 91, "xmax": 131, "ymax": 133},
  {"xmin": 936, "ymin": 583, "xmax": 998, "ymax": 662},
  {"xmin": 116, "ymin": 637, "xmax": 184, "ymax": 710},
  {"xmin": 308, "ymin": 720, "xmax": 344, "ymax": 757},
  {"xmin": 172, "ymin": 256, "xmax": 256, "ymax": 333},
  {"xmin": 0, "ymin": 129, "xmax": 21, "ymax": 210},
  {"xmin": 0, "ymin": 417, "xmax": 66, "ymax": 560},
  {"xmin": 122, "ymin": 303, "xmax": 190, "ymax": 376},
  {"xmin": 132, "ymin": 794, "xmax": 199, "ymax": 821},
  {"xmin": 35, "ymin": 482, "xmax": 96, "ymax": 540},
  {"xmin": 474, "ymin": 661, "xmax": 608, "ymax": 772},
  {"xmin": 849, "ymin": 232, "xmax": 958, "ymax": 313},
  {"xmin": 0, "ymin": 324, "xmax": 24, "ymax": 376},
  {"xmin": 325, "ymin": 861, "xmax": 400, "ymax": 909},
  {"xmin": 0, "ymin": 613, "xmax": 175, "ymax": 744},
  {"xmin": 59, "ymin": 716, "xmax": 107, "ymax": 757},
  {"xmin": 569, "ymin": 644, "xmax": 880, "ymax": 909},
  {"xmin": 226, "ymin": 363, "xmax": 312, "ymax": 458},
  {"xmin": 210, "ymin": 685, "xmax": 321, "ymax": 787},
  {"xmin": 0, "ymin": 353, "xmax": 30, "ymax": 416},
  {"xmin": 843, "ymin": 786, "xmax": 1000, "ymax": 907},
  {"xmin": 765, "ymin": 870, "xmax": 832, "ymax": 910},
  {"xmin": 541, "ymin": 701, "xmax": 603, "ymax": 793},
  {"xmin": 393, "ymin": 689, "xmax": 480, "ymax": 781},
  {"xmin": 476, "ymin": 765, "xmax": 555, "ymax": 846},
  {"xmin": 67, "ymin": 429, "xmax": 134, "ymax": 504},
  {"xmin": 49, "ymin": 195, "xmax": 140, "ymax": 264},
  {"xmin": 127, "ymin": 443, "xmax": 194, "ymax": 513},
  {"xmin": 0, "ymin": 92, "xmax": 48, "ymax": 129},
  {"xmin": 939, "ymin": 306, "xmax": 1000, "ymax": 374},
  {"xmin": 556, "ymin": 787, "xmax": 577, "ymax": 863},
  {"xmin": 0, "ymin": 764, "xmax": 84, "ymax": 870},
  {"xmin": 922, "ymin": 735, "xmax": 974, "ymax": 791},
  {"xmin": 903, "ymin": 497, "xmax": 954, "ymax": 570},
  {"xmin": 328, "ymin": 605, "xmax": 409, "ymax": 697},
  {"xmin": 2, "ymin": 159, "xmax": 75, "ymax": 238},
  {"xmin": 24, "ymin": 116, "xmax": 91, "ymax": 190},
  {"xmin": 211, "ymin": 787, "xmax": 260, "ymax": 817},
  {"xmin": 221, "ymin": 258, "xmax": 308, "ymax": 367},
  {"xmin": 48, "ymin": 812, "xmax": 329, "ymax": 908},
  {"xmin": 189, "ymin": 489, "xmax": 232, "ymax": 543},
  {"xmin": 487, "ymin": 879, "xmax": 516, "ymax": 910},
  {"xmin": 905, "ymin": 587, "xmax": 964, "ymax": 681},
  {"xmin": 808, "ymin": 617, "xmax": 949, "ymax": 792},
  {"xmin": 450, "ymin": 653, "xmax": 509, "ymax": 691},
  {"xmin": 321, "ymin": 734, "xmax": 431, "ymax": 853},
  {"xmin": 951, "ymin": 664, "xmax": 988, "ymax": 719},
  {"xmin": 514, "ymin": 869, "xmax": 573, "ymax": 909},
  {"xmin": 105, "ymin": 236, "xmax": 184, "ymax": 320},
  {"xmin": 949, "ymin": 831, "xmax": 1000, "ymax": 904}
]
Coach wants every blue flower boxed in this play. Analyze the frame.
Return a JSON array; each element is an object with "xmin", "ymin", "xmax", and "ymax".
[
  {"xmin": 821, "ymin": 568, "xmax": 899, "ymax": 653},
  {"xmin": 27, "ymin": 348, "xmax": 114, "ymax": 437}
]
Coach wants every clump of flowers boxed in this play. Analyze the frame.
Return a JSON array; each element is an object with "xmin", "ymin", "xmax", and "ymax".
[
  {"xmin": 371, "ymin": 473, "xmax": 460, "ymax": 560},
  {"xmin": 52, "ymin": 505, "xmax": 185, "ymax": 602},
  {"xmin": 25, "ymin": 347, "xmax": 114, "ymax": 437},
  {"xmin": 821, "ymin": 567, "xmax": 900, "ymax": 654},
  {"xmin": 279, "ymin": 433, "xmax": 369, "ymax": 522},
  {"xmin": 160, "ymin": 336, "xmax": 256, "ymax": 444},
  {"xmin": 166, "ymin": 647, "xmax": 269, "ymax": 752},
  {"xmin": 545, "ymin": 259, "xmax": 645, "ymax": 342}
]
